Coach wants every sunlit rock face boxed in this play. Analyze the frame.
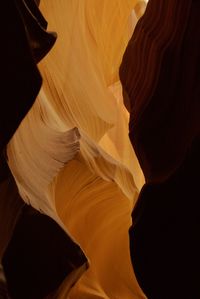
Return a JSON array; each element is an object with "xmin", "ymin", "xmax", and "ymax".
[{"xmin": 5, "ymin": 0, "xmax": 148, "ymax": 298}]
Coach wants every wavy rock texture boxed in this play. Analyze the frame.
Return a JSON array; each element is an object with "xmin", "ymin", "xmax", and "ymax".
[
  {"xmin": 7, "ymin": 97, "xmax": 81, "ymax": 225},
  {"xmin": 7, "ymin": 0, "xmax": 148, "ymax": 298},
  {"xmin": 54, "ymin": 158, "xmax": 145, "ymax": 299},
  {"xmin": 120, "ymin": 0, "xmax": 200, "ymax": 183}
]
